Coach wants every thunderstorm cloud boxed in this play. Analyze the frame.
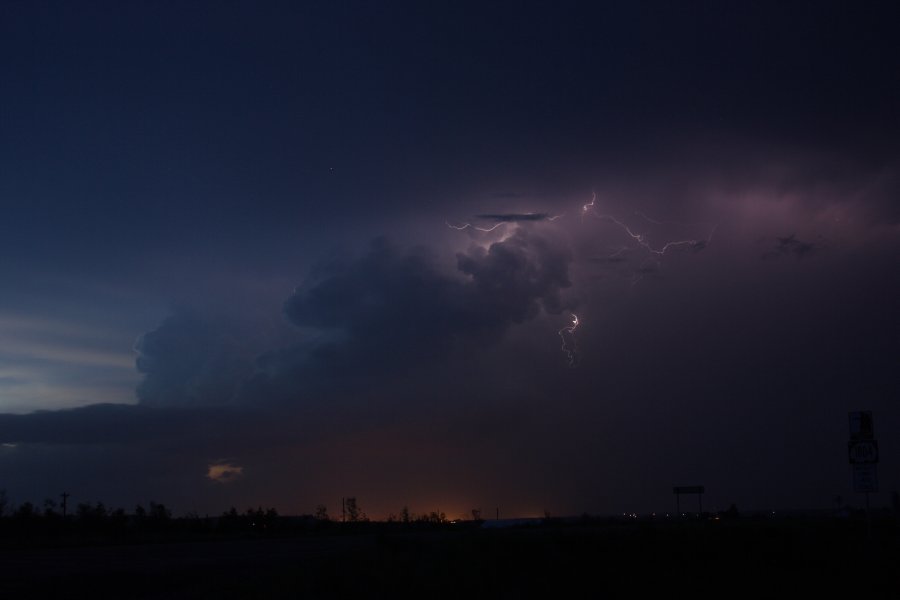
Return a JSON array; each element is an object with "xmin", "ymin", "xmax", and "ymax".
[
  {"xmin": 127, "ymin": 228, "xmax": 575, "ymax": 408},
  {"xmin": 286, "ymin": 231, "xmax": 571, "ymax": 357},
  {"xmin": 1, "ymin": 1, "xmax": 898, "ymax": 518}
]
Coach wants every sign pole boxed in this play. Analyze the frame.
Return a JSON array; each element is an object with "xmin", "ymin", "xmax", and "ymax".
[
  {"xmin": 848, "ymin": 411, "xmax": 878, "ymax": 542},
  {"xmin": 865, "ymin": 492, "xmax": 871, "ymax": 542},
  {"xmin": 673, "ymin": 486, "xmax": 704, "ymax": 519}
]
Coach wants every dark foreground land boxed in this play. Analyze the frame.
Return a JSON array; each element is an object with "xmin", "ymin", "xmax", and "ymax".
[{"xmin": 1, "ymin": 517, "xmax": 898, "ymax": 598}]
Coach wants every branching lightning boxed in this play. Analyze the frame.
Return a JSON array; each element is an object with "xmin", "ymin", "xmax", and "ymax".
[
  {"xmin": 445, "ymin": 220, "xmax": 508, "ymax": 232},
  {"xmin": 583, "ymin": 191, "xmax": 717, "ymax": 257},
  {"xmin": 444, "ymin": 191, "xmax": 715, "ymax": 369},
  {"xmin": 558, "ymin": 313, "xmax": 579, "ymax": 367},
  {"xmin": 445, "ymin": 212, "xmax": 566, "ymax": 232},
  {"xmin": 447, "ymin": 210, "xmax": 578, "ymax": 367}
]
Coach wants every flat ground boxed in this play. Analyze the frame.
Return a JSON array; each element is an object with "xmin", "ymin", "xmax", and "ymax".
[{"xmin": 1, "ymin": 518, "xmax": 897, "ymax": 598}]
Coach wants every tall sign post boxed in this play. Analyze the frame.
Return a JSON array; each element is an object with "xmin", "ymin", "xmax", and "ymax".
[{"xmin": 848, "ymin": 411, "xmax": 878, "ymax": 539}]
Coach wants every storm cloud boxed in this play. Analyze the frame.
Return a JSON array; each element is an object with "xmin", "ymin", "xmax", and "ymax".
[
  {"xmin": 1, "ymin": 1, "xmax": 898, "ymax": 519},
  {"xmin": 135, "ymin": 312, "xmax": 258, "ymax": 408},
  {"xmin": 125, "ymin": 228, "xmax": 576, "ymax": 409},
  {"xmin": 271, "ymin": 228, "xmax": 575, "ymax": 391}
]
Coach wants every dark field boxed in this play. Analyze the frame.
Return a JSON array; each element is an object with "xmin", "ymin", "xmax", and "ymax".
[{"xmin": 2, "ymin": 518, "xmax": 897, "ymax": 598}]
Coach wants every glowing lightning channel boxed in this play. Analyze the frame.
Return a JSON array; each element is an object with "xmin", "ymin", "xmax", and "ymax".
[
  {"xmin": 558, "ymin": 313, "xmax": 579, "ymax": 367},
  {"xmin": 439, "ymin": 191, "xmax": 716, "ymax": 370},
  {"xmin": 445, "ymin": 220, "xmax": 508, "ymax": 232},
  {"xmin": 583, "ymin": 193, "xmax": 717, "ymax": 256},
  {"xmin": 581, "ymin": 191, "xmax": 597, "ymax": 218},
  {"xmin": 447, "ymin": 210, "xmax": 575, "ymax": 367}
]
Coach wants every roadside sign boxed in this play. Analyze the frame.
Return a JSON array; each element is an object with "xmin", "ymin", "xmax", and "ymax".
[
  {"xmin": 848, "ymin": 440, "xmax": 879, "ymax": 464},
  {"xmin": 849, "ymin": 411, "xmax": 874, "ymax": 440},
  {"xmin": 852, "ymin": 464, "xmax": 878, "ymax": 493},
  {"xmin": 672, "ymin": 485, "xmax": 705, "ymax": 517}
]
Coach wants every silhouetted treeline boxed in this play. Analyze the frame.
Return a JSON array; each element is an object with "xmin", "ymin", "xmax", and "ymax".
[
  {"xmin": 0, "ymin": 490, "xmax": 484, "ymax": 546},
  {"xmin": 3, "ymin": 486, "xmax": 896, "ymax": 549},
  {"xmin": 0, "ymin": 497, "xmax": 182, "ymax": 541}
]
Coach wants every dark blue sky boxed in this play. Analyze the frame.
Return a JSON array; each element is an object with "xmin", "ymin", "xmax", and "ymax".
[{"xmin": 0, "ymin": 1, "xmax": 898, "ymax": 518}]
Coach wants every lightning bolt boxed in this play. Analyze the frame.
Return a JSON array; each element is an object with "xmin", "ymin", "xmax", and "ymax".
[
  {"xmin": 445, "ymin": 220, "xmax": 509, "ymax": 232},
  {"xmin": 447, "ymin": 214, "xmax": 580, "ymax": 368},
  {"xmin": 581, "ymin": 190, "xmax": 597, "ymax": 219},
  {"xmin": 558, "ymin": 313, "xmax": 579, "ymax": 367},
  {"xmin": 443, "ymin": 191, "xmax": 714, "ymax": 369},
  {"xmin": 583, "ymin": 193, "xmax": 717, "ymax": 257}
]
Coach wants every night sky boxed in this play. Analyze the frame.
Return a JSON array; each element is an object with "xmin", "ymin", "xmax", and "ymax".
[{"xmin": 1, "ymin": 1, "xmax": 898, "ymax": 519}]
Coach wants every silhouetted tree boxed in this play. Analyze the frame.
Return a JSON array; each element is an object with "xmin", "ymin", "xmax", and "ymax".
[
  {"xmin": 148, "ymin": 502, "xmax": 171, "ymax": 523},
  {"xmin": 13, "ymin": 501, "xmax": 36, "ymax": 521},
  {"xmin": 254, "ymin": 507, "xmax": 279, "ymax": 529},
  {"xmin": 345, "ymin": 497, "xmax": 361, "ymax": 522},
  {"xmin": 75, "ymin": 502, "xmax": 93, "ymax": 521},
  {"xmin": 401, "ymin": 506, "xmax": 410, "ymax": 524},
  {"xmin": 471, "ymin": 508, "xmax": 482, "ymax": 522},
  {"xmin": 84, "ymin": 502, "xmax": 107, "ymax": 519},
  {"xmin": 245, "ymin": 506, "xmax": 273, "ymax": 529},
  {"xmin": 724, "ymin": 504, "xmax": 740, "ymax": 520},
  {"xmin": 131, "ymin": 502, "xmax": 172, "ymax": 532},
  {"xmin": 315, "ymin": 504, "xmax": 329, "ymax": 521},
  {"xmin": 0, "ymin": 489, "xmax": 8, "ymax": 517},
  {"xmin": 218, "ymin": 507, "xmax": 242, "ymax": 532},
  {"xmin": 422, "ymin": 511, "xmax": 445, "ymax": 524},
  {"xmin": 109, "ymin": 507, "xmax": 127, "ymax": 530},
  {"xmin": 212, "ymin": 506, "xmax": 280, "ymax": 532}
]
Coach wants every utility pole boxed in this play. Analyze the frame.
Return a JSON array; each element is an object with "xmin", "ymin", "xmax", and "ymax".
[{"xmin": 60, "ymin": 492, "xmax": 70, "ymax": 518}]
